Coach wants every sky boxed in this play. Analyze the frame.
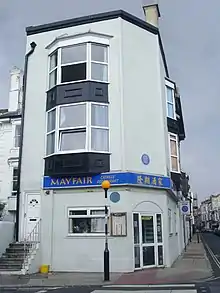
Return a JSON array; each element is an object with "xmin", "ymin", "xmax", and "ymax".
[{"xmin": 0, "ymin": 0, "xmax": 219, "ymax": 201}]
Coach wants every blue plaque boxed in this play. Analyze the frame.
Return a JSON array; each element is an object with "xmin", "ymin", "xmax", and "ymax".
[
  {"xmin": 141, "ymin": 154, "xmax": 150, "ymax": 165},
  {"xmin": 110, "ymin": 192, "xmax": 120, "ymax": 203}
]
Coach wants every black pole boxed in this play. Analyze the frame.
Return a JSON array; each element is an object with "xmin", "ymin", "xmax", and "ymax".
[
  {"xmin": 183, "ymin": 214, "xmax": 186, "ymax": 251},
  {"xmin": 189, "ymin": 197, "xmax": 192, "ymax": 242},
  {"xmin": 104, "ymin": 188, "xmax": 109, "ymax": 281},
  {"xmin": 15, "ymin": 42, "xmax": 37, "ymax": 242}
]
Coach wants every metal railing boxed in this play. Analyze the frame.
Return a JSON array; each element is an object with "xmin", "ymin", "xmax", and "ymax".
[{"xmin": 23, "ymin": 219, "xmax": 41, "ymax": 268}]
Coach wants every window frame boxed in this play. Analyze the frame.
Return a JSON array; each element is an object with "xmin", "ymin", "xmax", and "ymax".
[
  {"xmin": 168, "ymin": 133, "xmax": 180, "ymax": 173},
  {"xmin": 14, "ymin": 124, "xmax": 21, "ymax": 148},
  {"xmin": 168, "ymin": 208, "xmax": 172, "ymax": 236},
  {"xmin": 48, "ymin": 41, "xmax": 109, "ymax": 90},
  {"xmin": 11, "ymin": 167, "xmax": 18, "ymax": 196},
  {"xmin": 165, "ymin": 79, "xmax": 176, "ymax": 120},
  {"xmin": 67, "ymin": 207, "xmax": 110, "ymax": 237},
  {"xmin": 45, "ymin": 102, "xmax": 110, "ymax": 157}
]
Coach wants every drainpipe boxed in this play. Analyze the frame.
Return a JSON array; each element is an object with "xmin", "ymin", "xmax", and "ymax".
[{"xmin": 15, "ymin": 42, "xmax": 37, "ymax": 242}]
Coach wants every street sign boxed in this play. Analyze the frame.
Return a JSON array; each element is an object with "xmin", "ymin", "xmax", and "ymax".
[{"xmin": 181, "ymin": 201, "xmax": 190, "ymax": 215}]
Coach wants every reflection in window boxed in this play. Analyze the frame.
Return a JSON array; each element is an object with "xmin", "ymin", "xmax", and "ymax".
[{"xmin": 156, "ymin": 214, "xmax": 163, "ymax": 243}]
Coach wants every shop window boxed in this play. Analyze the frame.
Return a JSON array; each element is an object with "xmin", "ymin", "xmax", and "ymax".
[{"xmin": 68, "ymin": 208, "xmax": 109, "ymax": 235}]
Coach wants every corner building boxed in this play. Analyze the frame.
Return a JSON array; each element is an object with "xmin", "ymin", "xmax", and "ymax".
[{"xmin": 19, "ymin": 4, "xmax": 186, "ymax": 273}]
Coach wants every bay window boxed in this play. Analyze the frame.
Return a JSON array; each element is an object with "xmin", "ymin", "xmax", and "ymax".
[
  {"xmin": 46, "ymin": 102, "xmax": 109, "ymax": 156},
  {"xmin": 169, "ymin": 133, "xmax": 180, "ymax": 173},
  {"xmin": 165, "ymin": 79, "xmax": 176, "ymax": 119},
  {"xmin": 49, "ymin": 42, "xmax": 108, "ymax": 89}
]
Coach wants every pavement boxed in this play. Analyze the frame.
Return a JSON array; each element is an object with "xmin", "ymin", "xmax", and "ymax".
[{"xmin": 0, "ymin": 234, "xmax": 215, "ymax": 292}]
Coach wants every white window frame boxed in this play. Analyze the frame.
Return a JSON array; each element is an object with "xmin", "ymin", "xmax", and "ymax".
[
  {"xmin": 11, "ymin": 167, "xmax": 18, "ymax": 196},
  {"xmin": 168, "ymin": 133, "xmax": 180, "ymax": 173},
  {"xmin": 165, "ymin": 79, "xmax": 176, "ymax": 120},
  {"xmin": 45, "ymin": 102, "xmax": 109, "ymax": 157},
  {"xmin": 67, "ymin": 207, "xmax": 110, "ymax": 236},
  {"xmin": 48, "ymin": 40, "xmax": 109, "ymax": 90},
  {"xmin": 14, "ymin": 124, "xmax": 21, "ymax": 148},
  {"xmin": 168, "ymin": 208, "xmax": 172, "ymax": 235}
]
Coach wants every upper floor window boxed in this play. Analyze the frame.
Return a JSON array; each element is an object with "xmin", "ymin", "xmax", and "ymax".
[
  {"xmin": 49, "ymin": 43, "xmax": 108, "ymax": 89},
  {"xmin": 169, "ymin": 133, "xmax": 180, "ymax": 173},
  {"xmin": 165, "ymin": 79, "xmax": 176, "ymax": 120},
  {"xmin": 11, "ymin": 167, "xmax": 18, "ymax": 196},
  {"xmin": 14, "ymin": 124, "xmax": 21, "ymax": 148},
  {"xmin": 46, "ymin": 102, "xmax": 109, "ymax": 156}
]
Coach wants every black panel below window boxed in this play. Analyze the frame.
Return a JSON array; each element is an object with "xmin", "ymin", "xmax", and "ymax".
[
  {"xmin": 46, "ymin": 81, "xmax": 108, "ymax": 110},
  {"xmin": 44, "ymin": 152, "xmax": 110, "ymax": 177},
  {"xmin": 171, "ymin": 172, "xmax": 181, "ymax": 191}
]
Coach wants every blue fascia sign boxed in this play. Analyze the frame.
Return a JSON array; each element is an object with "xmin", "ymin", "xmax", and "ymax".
[{"xmin": 43, "ymin": 172, "xmax": 172, "ymax": 190}]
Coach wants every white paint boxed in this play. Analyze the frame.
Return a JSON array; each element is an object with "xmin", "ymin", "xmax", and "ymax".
[
  {"xmin": 20, "ymin": 11, "xmax": 184, "ymax": 271},
  {"xmin": 24, "ymin": 192, "xmax": 41, "ymax": 238},
  {"xmin": 0, "ymin": 221, "xmax": 14, "ymax": 256},
  {"xmin": 0, "ymin": 68, "xmax": 22, "ymax": 221}
]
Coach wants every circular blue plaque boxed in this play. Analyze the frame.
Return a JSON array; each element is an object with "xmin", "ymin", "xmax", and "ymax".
[
  {"xmin": 110, "ymin": 192, "xmax": 120, "ymax": 203},
  {"xmin": 182, "ymin": 205, "xmax": 189, "ymax": 213},
  {"xmin": 141, "ymin": 154, "xmax": 150, "ymax": 165}
]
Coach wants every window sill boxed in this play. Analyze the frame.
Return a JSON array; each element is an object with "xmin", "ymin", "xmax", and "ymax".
[
  {"xmin": 66, "ymin": 233, "xmax": 111, "ymax": 238},
  {"xmin": 44, "ymin": 150, "xmax": 111, "ymax": 159},
  {"xmin": 167, "ymin": 116, "xmax": 177, "ymax": 120},
  {"xmin": 170, "ymin": 170, "xmax": 181, "ymax": 174}
]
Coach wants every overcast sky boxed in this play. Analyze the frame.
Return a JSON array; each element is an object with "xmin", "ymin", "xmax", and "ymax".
[{"xmin": 0, "ymin": 0, "xmax": 219, "ymax": 200}]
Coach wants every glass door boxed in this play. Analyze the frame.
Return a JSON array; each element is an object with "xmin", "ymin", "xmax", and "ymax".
[
  {"xmin": 141, "ymin": 215, "xmax": 155, "ymax": 267},
  {"xmin": 133, "ymin": 213, "xmax": 164, "ymax": 269}
]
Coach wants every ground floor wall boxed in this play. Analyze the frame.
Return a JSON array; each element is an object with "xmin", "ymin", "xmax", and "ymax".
[{"xmin": 37, "ymin": 186, "xmax": 182, "ymax": 273}]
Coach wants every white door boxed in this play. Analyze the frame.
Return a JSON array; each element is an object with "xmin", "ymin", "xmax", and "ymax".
[
  {"xmin": 133, "ymin": 213, "xmax": 164, "ymax": 269},
  {"xmin": 24, "ymin": 193, "xmax": 41, "ymax": 238}
]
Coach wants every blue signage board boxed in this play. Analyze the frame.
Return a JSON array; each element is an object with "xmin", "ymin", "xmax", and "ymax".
[{"xmin": 43, "ymin": 172, "xmax": 172, "ymax": 190}]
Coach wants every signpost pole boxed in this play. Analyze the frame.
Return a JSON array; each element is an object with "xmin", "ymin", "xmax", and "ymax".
[{"xmin": 101, "ymin": 180, "xmax": 111, "ymax": 281}]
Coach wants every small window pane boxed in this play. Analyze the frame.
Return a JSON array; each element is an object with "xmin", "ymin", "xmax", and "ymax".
[
  {"xmin": 61, "ymin": 44, "xmax": 86, "ymax": 64},
  {"xmin": 171, "ymin": 157, "xmax": 179, "ymax": 172},
  {"xmin": 60, "ymin": 130, "xmax": 86, "ymax": 151},
  {"xmin": 170, "ymin": 139, "xmax": 177, "ymax": 156},
  {"xmin": 69, "ymin": 210, "xmax": 87, "ymax": 216},
  {"xmin": 156, "ymin": 214, "xmax": 163, "ymax": 243},
  {"xmin": 49, "ymin": 51, "xmax": 57, "ymax": 71},
  {"xmin": 91, "ymin": 44, "xmax": 108, "ymax": 62},
  {"xmin": 90, "ymin": 210, "xmax": 105, "ymax": 215},
  {"xmin": 14, "ymin": 125, "xmax": 21, "ymax": 148},
  {"xmin": 166, "ymin": 86, "xmax": 173, "ymax": 103},
  {"xmin": 167, "ymin": 103, "xmax": 174, "ymax": 118},
  {"xmin": 46, "ymin": 132, "xmax": 55, "ymax": 155},
  {"xmin": 91, "ymin": 128, "xmax": 109, "ymax": 152},
  {"xmin": 91, "ymin": 63, "xmax": 108, "ymax": 82},
  {"xmin": 61, "ymin": 63, "xmax": 86, "ymax": 83},
  {"xmin": 47, "ymin": 109, "xmax": 56, "ymax": 132},
  {"xmin": 91, "ymin": 104, "xmax": 108, "ymax": 127},
  {"xmin": 49, "ymin": 69, "xmax": 57, "ymax": 88},
  {"xmin": 60, "ymin": 104, "xmax": 86, "ymax": 128}
]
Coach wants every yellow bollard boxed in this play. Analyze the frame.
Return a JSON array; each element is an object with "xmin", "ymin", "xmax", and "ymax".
[{"xmin": 39, "ymin": 264, "xmax": 49, "ymax": 274}]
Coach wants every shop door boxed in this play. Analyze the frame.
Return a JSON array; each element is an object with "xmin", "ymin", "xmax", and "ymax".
[{"xmin": 133, "ymin": 213, "xmax": 164, "ymax": 269}]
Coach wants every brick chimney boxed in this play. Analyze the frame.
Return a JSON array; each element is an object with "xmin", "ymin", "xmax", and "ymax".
[{"xmin": 143, "ymin": 2, "xmax": 161, "ymax": 27}]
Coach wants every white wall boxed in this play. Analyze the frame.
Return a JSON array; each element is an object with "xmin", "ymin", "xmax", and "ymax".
[
  {"xmin": 40, "ymin": 187, "xmax": 172, "ymax": 272},
  {"xmin": 121, "ymin": 20, "xmax": 168, "ymax": 176},
  {"xmin": 167, "ymin": 196, "xmax": 179, "ymax": 266},
  {"xmin": 0, "ymin": 221, "xmax": 14, "ymax": 256}
]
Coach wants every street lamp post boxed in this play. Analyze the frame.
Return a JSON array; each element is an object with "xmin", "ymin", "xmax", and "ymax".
[{"xmin": 101, "ymin": 180, "xmax": 111, "ymax": 281}]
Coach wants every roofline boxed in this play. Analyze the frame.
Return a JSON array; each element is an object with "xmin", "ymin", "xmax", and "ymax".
[
  {"xmin": 26, "ymin": 10, "xmax": 158, "ymax": 36},
  {"xmin": 0, "ymin": 113, "xmax": 22, "ymax": 120},
  {"xmin": 26, "ymin": 9, "xmax": 169, "ymax": 77}
]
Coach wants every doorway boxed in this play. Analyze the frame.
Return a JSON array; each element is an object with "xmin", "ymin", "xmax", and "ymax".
[{"xmin": 133, "ymin": 213, "xmax": 164, "ymax": 269}]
